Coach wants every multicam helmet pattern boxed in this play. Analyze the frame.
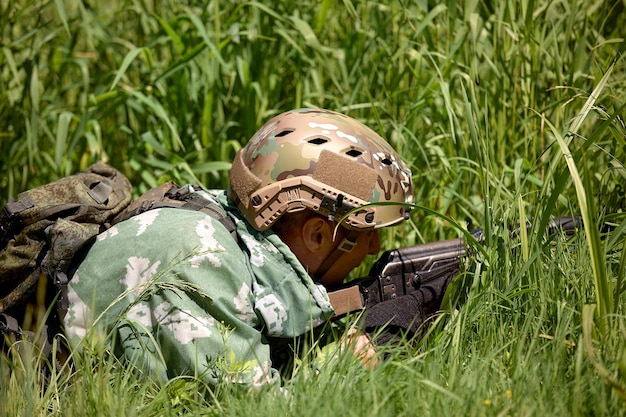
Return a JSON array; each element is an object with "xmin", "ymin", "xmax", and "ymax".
[{"xmin": 228, "ymin": 109, "xmax": 414, "ymax": 231}]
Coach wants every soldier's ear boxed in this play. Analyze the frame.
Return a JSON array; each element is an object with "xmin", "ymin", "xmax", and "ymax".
[{"xmin": 301, "ymin": 216, "xmax": 334, "ymax": 253}]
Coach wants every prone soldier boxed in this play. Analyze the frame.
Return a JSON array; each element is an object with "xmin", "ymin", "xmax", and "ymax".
[{"xmin": 63, "ymin": 108, "xmax": 417, "ymax": 388}]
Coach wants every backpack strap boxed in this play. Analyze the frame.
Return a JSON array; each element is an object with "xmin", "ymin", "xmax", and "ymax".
[
  {"xmin": 112, "ymin": 181, "xmax": 239, "ymax": 243},
  {"xmin": 165, "ymin": 185, "xmax": 239, "ymax": 241}
]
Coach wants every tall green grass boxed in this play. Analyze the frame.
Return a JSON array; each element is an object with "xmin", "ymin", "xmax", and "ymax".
[{"xmin": 2, "ymin": 0, "xmax": 626, "ymax": 415}]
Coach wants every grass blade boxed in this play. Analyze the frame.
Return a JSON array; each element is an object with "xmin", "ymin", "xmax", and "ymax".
[
  {"xmin": 109, "ymin": 47, "xmax": 145, "ymax": 91},
  {"xmin": 542, "ymin": 115, "xmax": 612, "ymax": 329}
]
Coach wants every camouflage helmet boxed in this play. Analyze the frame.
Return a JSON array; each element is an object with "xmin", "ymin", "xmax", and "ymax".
[{"xmin": 228, "ymin": 108, "xmax": 414, "ymax": 231}]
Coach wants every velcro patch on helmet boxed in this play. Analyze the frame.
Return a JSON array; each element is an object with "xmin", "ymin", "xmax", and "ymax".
[
  {"xmin": 312, "ymin": 150, "xmax": 376, "ymax": 202},
  {"xmin": 229, "ymin": 150, "xmax": 262, "ymax": 208}
]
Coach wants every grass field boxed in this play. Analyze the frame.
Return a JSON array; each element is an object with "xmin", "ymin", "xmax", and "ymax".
[{"xmin": 1, "ymin": 0, "xmax": 626, "ymax": 415}]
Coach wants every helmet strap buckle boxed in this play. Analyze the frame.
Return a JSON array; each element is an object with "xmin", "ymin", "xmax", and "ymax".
[{"xmin": 313, "ymin": 229, "xmax": 359, "ymax": 282}]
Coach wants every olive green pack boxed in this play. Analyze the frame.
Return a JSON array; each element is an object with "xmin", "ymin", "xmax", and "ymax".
[{"xmin": 0, "ymin": 162, "xmax": 133, "ymax": 320}]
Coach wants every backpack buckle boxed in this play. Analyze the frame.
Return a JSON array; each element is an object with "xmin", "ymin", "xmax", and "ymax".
[{"xmin": 3, "ymin": 197, "xmax": 34, "ymax": 218}]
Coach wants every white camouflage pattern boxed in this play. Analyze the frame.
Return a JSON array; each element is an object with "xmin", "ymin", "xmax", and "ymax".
[{"xmin": 63, "ymin": 189, "xmax": 334, "ymax": 388}]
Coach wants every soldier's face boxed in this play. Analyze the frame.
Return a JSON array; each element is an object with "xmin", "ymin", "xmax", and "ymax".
[{"xmin": 275, "ymin": 213, "xmax": 381, "ymax": 286}]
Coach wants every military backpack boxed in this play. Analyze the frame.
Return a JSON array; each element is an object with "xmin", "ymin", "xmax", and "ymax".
[{"xmin": 0, "ymin": 162, "xmax": 236, "ymax": 353}]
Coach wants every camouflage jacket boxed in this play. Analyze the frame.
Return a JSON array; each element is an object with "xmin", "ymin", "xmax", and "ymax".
[{"xmin": 63, "ymin": 187, "xmax": 335, "ymax": 388}]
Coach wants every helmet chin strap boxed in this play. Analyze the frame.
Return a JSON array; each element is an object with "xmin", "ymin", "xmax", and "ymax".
[{"xmin": 313, "ymin": 229, "xmax": 360, "ymax": 282}]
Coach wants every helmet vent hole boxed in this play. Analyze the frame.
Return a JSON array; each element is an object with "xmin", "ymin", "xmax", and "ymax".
[
  {"xmin": 275, "ymin": 129, "xmax": 294, "ymax": 137},
  {"xmin": 381, "ymin": 158, "xmax": 392, "ymax": 165},
  {"xmin": 345, "ymin": 149, "xmax": 362, "ymax": 157},
  {"xmin": 308, "ymin": 137, "xmax": 328, "ymax": 145}
]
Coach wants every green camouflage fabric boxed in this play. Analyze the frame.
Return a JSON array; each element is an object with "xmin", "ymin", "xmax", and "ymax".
[{"xmin": 63, "ymin": 187, "xmax": 335, "ymax": 388}]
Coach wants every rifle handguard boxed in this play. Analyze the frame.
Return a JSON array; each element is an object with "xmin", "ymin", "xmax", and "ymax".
[
  {"xmin": 327, "ymin": 216, "xmax": 583, "ymax": 319},
  {"xmin": 327, "ymin": 237, "xmax": 467, "ymax": 318}
]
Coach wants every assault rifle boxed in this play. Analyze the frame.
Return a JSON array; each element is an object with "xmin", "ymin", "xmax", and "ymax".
[{"xmin": 327, "ymin": 216, "xmax": 583, "ymax": 318}]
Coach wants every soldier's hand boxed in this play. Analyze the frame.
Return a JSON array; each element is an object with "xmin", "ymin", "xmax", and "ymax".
[{"xmin": 342, "ymin": 327, "xmax": 379, "ymax": 369}]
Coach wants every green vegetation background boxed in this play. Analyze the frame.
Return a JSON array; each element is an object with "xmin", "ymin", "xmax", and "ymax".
[{"xmin": 1, "ymin": 0, "xmax": 626, "ymax": 415}]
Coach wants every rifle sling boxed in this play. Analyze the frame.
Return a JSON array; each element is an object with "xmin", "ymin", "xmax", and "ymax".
[{"xmin": 327, "ymin": 284, "xmax": 364, "ymax": 318}]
